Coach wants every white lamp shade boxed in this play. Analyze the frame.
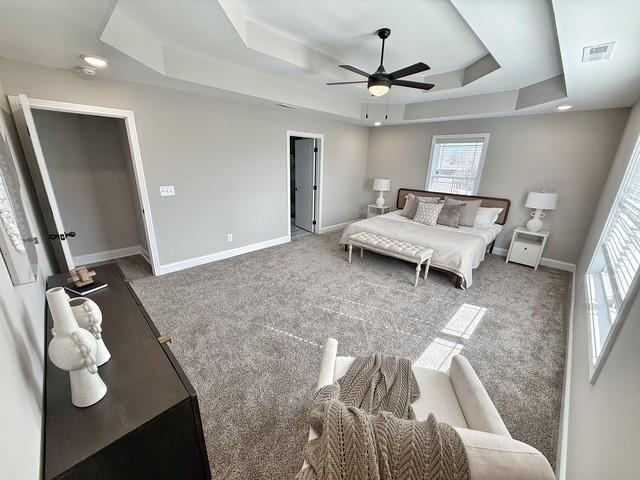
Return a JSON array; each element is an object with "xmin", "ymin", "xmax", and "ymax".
[
  {"xmin": 372, "ymin": 178, "xmax": 391, "ymax": 191},
  {"xmin": 525, "ymin": 191, "xmax": 558, "ymax": 210}
]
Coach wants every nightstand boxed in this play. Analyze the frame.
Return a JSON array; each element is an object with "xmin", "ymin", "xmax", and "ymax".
[
  {"xmin": 505, "ymin": 227, "xmax": 549, "ymax": 270},
  {"xmin": 367, "ymin": 204, "xmax": 392, "ymax": 218}
]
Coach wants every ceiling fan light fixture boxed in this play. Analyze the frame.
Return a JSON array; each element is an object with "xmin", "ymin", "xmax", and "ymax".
[
  {"xmin": 368, "ymin": 77, "xmax": 391, "ymax": 97},
  {"xmin": 368, "ymin": 84, "xmax": 390, "ymax": 96}
]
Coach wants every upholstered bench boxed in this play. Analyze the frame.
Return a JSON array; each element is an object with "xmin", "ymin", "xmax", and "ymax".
[{"xmin": 348, "ymin": 232, "xmax": 433, "ymax": 286}]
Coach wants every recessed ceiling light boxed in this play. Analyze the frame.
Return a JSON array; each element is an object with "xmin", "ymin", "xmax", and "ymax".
[
  {"xmin": 556, "ymin": 105, "xmax": 573, "ymax": 111},
  {"xmin": 81, "ymin": 55, "xmax": 108, "ymax": 68},
  {"xmin": 373, "ymin": 121, "xmax": 382, "ymax": 126}
]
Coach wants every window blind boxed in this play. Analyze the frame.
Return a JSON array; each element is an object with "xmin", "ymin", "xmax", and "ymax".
[
  {"xmin": 601, "ymin": 146, "xmax": 640, "ymax": 302},
  {"xmin": 587, "ymin": 135, "xmax": 640, "ymax": 367},
  {"xmin": 427, "ymin": 136, "xmax": 488, "ymax": 195}
]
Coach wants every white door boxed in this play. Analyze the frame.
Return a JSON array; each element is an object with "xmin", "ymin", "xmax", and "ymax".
[
  {"xmin": 11, "ymin": 94, "xmax": 74, "ymax": 272},
  {"xmin": 294, "ymin": 139, "xmax": 316, "ymax": 232}
]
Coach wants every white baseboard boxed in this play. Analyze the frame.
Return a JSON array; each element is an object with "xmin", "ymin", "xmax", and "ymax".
[
  {"xmin": 157, "ymin": 235, "xmax": 290, "ymax": 275},
  {"xmin": 318, "ymin": 219, "xmax": 359, "ymax": 234},
  {"xmin": 140, "ymin": 247, "xmax": 151, "ymax": 264},
  {"xmin": 73, "ymin": 245, "xmax": 143, "ymax": 266},
  {"xmin": 556, "ymin": 271, "xmax": 576, "ymax": 478},
  {"xmin": 492, "ymin": 247, "xmax": 576, "ymax": 273}
]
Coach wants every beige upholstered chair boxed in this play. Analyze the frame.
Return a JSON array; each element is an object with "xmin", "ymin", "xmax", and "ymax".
[{"xmin": 300, "ymin": 338, "xmax": 556, "ymax": 480}]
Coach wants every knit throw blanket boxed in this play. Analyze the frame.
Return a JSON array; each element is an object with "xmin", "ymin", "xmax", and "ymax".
[{"xmin": 297, "ymin": 354, "xmax": 469, "ymax": 480}]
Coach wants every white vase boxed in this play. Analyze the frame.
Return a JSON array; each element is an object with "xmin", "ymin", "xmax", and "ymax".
[
  {"xmin": 70, "ymin": 297, "xmax": 111, "ymax": 366},
  {"xmin": 46, "ymin": 287, "xmax": 107, "ymax": 408}
]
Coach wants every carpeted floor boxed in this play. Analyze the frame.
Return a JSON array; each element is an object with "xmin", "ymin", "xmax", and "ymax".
[
  {"xmin": 88, "ymin": 254, "xmax": 153, "ymax": 282},
  {"xmin": 131, "ymin": 232, "xmax": 570, "ymax": 479}
]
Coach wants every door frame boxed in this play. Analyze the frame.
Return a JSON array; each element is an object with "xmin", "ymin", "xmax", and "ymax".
[
  {"xmin": 286, "ymin": 130, "xmax": 323, "ymax": 239},
  {"xmin": 8, "ymin": 95, "xmax": 161, "ymax": 275}
]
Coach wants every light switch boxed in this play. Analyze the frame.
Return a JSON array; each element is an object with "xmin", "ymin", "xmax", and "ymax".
[{"xmin": 159, "ymin": 185, "xmax": 175, "ymax": 196}]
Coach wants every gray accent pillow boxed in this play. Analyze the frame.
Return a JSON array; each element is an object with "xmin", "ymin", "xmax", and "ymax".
[
  {"xmin": 436, "ymin": 202, "xmax": 466, "ymax": 228},
  {"xmin": 445, "ymin": 197, "xmax": 482, "ymax": 227},
  {"xmin": 401, "ymin": 194, "xmax": 439, "ymax": 218}
]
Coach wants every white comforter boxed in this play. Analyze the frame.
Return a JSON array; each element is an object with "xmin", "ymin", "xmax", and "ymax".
[{"xmin": 339, "ymin": 211, "xmax": 502, "ymax": 288}]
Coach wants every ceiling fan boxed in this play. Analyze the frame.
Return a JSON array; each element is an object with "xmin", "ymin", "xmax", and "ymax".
[{"xmin": 327, "ymin": 28, "xmax": 435, "ymax": 96}]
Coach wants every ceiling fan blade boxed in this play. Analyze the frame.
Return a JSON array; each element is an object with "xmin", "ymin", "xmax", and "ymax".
[
  {"xmin": 392, "ymin": 79, "xmax": 435, "ymax": 91},
  {"xmin": 326, "ymin": 81, "xmax": 368, "ymax": 85},
  {"xmin": 389, "ymin": 62, "xmax": 430, "ymax": 79},
  {"xmin": 339, "ymin": 65, "xmax": 371, "ymax": 77}
]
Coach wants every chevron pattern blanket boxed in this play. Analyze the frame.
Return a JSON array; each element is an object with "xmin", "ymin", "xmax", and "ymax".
[{"xmin": 297, "ymin": 354, "xmax": 469, "ymax": 480}]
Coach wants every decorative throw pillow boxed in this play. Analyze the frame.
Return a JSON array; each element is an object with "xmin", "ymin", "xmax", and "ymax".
[
  {"xmin": 473, "ymin": 207, "xmax": 504, "ymax": 226},
  {"xmin": 413, "ymin": 201, "xmax": 444, "ymax": 226},
  {"xmin": 401, "ymin": 194, "xmax": 439, "ymax": 218},
  {"xmin": 437, "ymin": 202, "xmax": 465, "ymax": 228},
  {"xmin": 445, "ymin": 197, "xmax": 482, "ymax": 227}
]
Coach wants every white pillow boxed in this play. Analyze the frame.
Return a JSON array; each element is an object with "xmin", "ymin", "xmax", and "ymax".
[
  {"xmin": 413, "ymin": 201, "xmax": 444, "ymax": 226},
  {"xmin": 473, "ymin": 207, "xmax": 503, "ymax": 226}
]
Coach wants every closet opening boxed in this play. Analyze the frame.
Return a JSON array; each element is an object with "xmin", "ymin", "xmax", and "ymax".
[
  {"xmin": 287, "ymin": 131, "xmax": 323, "ymax": 239},
  {"xmin": 10, "ymin": 95, "xmax": 158, "ymax": 276}
]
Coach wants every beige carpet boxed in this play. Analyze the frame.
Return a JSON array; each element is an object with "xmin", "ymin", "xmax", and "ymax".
[{"xmin": 131, "ymin": 232, "xmax": 570, "ymax": 479}]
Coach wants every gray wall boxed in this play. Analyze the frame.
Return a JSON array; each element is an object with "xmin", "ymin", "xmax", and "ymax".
[
  {"xmin": 0, "ymin": 80, "xmax": 54, "ymax": 480},
  {"xmin": 367, "ymin": 110, "xmax": 629, "ymax": 264},
  {"xmin": 31, "ymin": 110, "xmax": 143, "ymax": 258},
  {"xmin": 0, "ymin": 58, "xmax": 370, "ymax": 265},
  {"xmin": 564, "ymin": 101, "xmax": 640, "ymax": 480}
]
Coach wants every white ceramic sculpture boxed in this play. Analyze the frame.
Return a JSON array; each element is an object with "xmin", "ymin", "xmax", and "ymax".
[
  {"xmin": 46, "ymin": 287, "xmax": 107, "ymax": 407},
  {"xmin": 70, "ymin": 297, "xmax": 111, "ymax": 366}
]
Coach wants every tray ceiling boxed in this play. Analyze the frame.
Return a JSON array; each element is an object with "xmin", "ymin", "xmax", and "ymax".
[{"xmin": 0, "ymin": 0, "xmax": 638, "ymax": 124}]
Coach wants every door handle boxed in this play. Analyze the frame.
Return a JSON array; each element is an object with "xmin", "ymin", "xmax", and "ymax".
[{"xmin": 49, "ymin": 231, "xmax": 76, "ymax": 241}]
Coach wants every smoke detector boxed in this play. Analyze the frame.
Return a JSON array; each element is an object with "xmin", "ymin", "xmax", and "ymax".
[
  {"xmin": 77, "ymin": 65, "xmax": 97, "ymax": 77},
  {"xmin": 582, "ymin": 42, "xmax": 615, "ymax": 62}
]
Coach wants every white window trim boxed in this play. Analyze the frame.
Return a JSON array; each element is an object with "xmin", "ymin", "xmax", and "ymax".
[
  {"xmin": 425, "ymin": 133, "xmax": 490, "ymax": 195},
  {"xmin": 585, "ymin": 134, "xmax": 640, "ymax": 384}
]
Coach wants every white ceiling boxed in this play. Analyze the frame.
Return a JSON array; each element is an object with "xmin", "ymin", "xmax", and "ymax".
[
  {"xmin": 0, "ymin": 0, "xmax": 638, "ymax": 124},
  {"xmin": 239, "ymin": 0, "xmax": 488, "ymax": 76}
]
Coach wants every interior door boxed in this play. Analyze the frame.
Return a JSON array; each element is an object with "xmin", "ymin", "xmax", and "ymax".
[
  {"xmin": 294, "ymin": 138, "xmax": 316, "ymax": 232},
  {"xmin": 11, "ymin": 94, "xmax": 74, "ymax": 272}
]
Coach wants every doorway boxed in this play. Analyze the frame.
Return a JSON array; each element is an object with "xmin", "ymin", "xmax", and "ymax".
[
  {"xmin": 9, "ymin": 95, "xmax": 159, "ymax": 275},
  {"xmin": 287, "ymin": 131, "xmax": 323, "ymax": 239}
]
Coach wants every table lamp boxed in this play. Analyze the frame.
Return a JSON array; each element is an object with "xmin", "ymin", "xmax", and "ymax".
[
  {"xmin": 373, "ymin": 178, "xmax": 391, "ymax": 207},
  {"xmin": 525, "ymin": 191, "xmax": 558, "ymax": 232}
]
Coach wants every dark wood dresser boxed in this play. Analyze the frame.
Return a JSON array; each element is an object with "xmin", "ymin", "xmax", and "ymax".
[{"xmin": 43, "ymin": 264, "xmax": 211, "ymax": 480}]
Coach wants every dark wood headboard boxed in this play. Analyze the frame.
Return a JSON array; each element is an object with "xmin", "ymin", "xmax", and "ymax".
[{"xmin": 396, "ymin": 188, "xmax": 511, "ymax": 225}]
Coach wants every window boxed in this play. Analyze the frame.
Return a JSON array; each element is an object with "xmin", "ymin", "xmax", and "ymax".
[
  {"xmin": 586, "ymin": 134, "xmax": 640, "ymax": 383},
  {"xmin": 426, "ymin": 134, "xmax": 490, "ymax": 195}
]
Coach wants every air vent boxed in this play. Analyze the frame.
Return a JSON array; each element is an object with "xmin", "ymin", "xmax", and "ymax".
[
  {"xmin": 582, "ymin": 42, "xmax": 615, "ymax": 62},
  {"xmin": 277, "ymin": 103, "xmax": 298, "ymax": 110}
]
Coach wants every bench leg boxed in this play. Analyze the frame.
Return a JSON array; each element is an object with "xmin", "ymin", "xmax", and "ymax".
[
  {"xmin": 414, "ymin": 263, "xmax": 421, "ymax": 287},
  {"xmin": 360, "ymin": 247, "xmax": 364, "ymax": 258},
  {"xmin": 424, "ymin": 260, "xmax": 430, "ymax": 279},
  {"xmin": 348, "ymin": 244, "xmax": 353, "ymax": 263}
]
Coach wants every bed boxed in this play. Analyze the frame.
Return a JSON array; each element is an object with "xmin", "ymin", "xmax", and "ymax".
[{"xmin": 339, "ymin": 188, "xmax": 511, "ymax": 288}]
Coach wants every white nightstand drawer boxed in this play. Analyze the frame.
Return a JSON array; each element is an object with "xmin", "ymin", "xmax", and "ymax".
[{"xmin": 509, "ymin": 242, "xmax": 541, "ymax": 267}]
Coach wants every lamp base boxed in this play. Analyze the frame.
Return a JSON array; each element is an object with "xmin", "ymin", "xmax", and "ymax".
[
  {"xmin": 526, "ymin": 218, "xmax": 544, "ymax": 232},
  {"xmin": 376, "ymin": 192, "xmax": 386, "ymax": 207},
  {"xmin": 526, "ymin": 208, "xmax": 545, "ymax": 232}
]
